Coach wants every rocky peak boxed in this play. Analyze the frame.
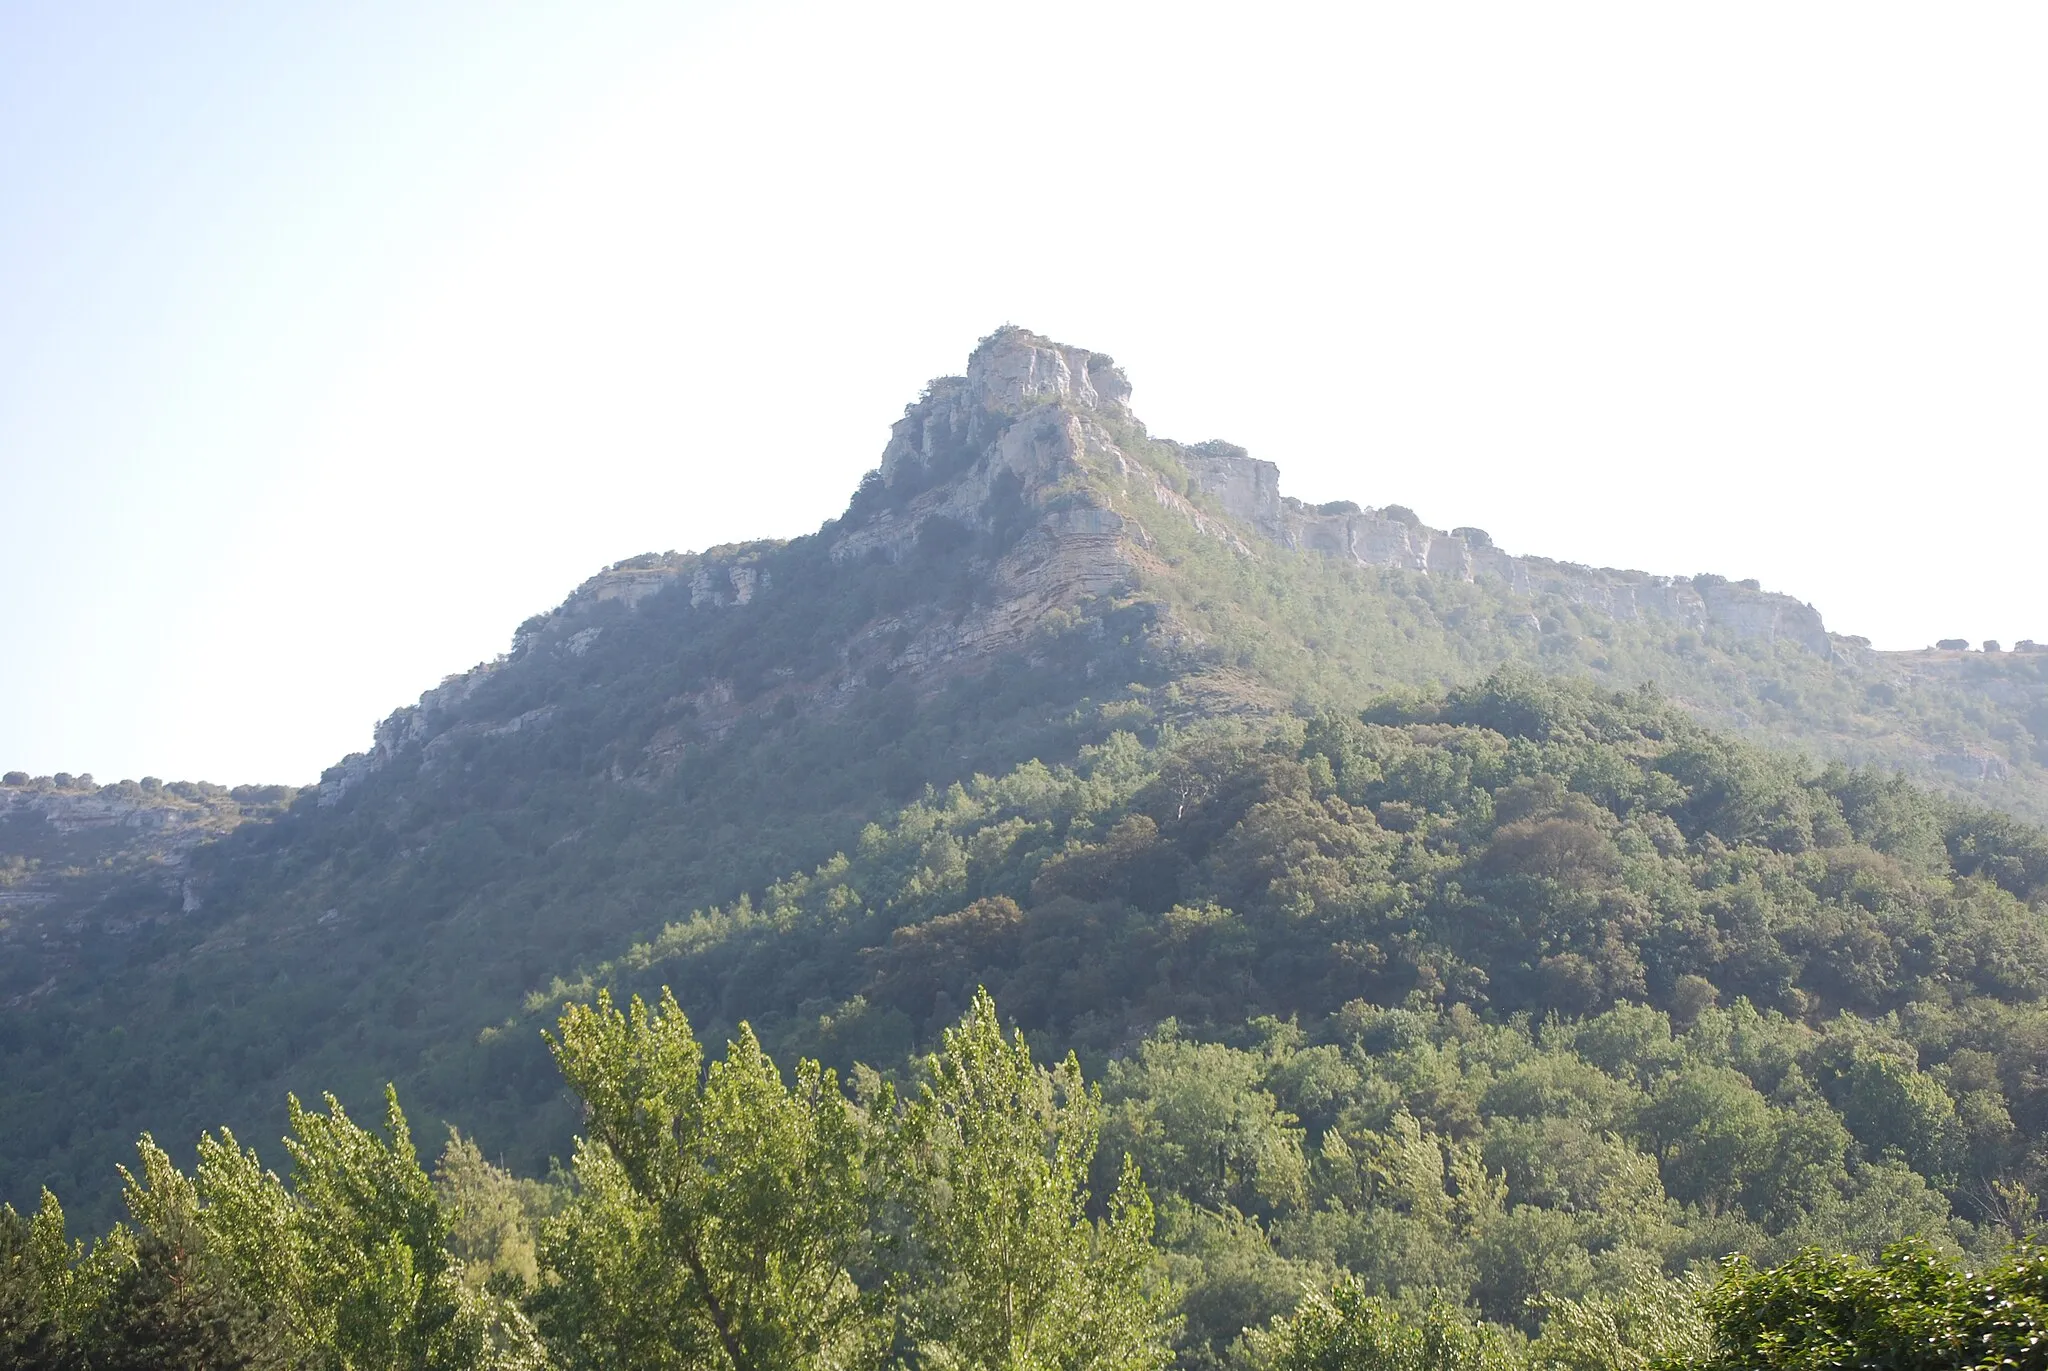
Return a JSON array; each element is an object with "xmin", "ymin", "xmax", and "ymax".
[
  {"xmin": 840, "ymin": 327, "xmax": 1839, "ymax": 662},
  {"xmin": 880, "ymin": 327, "xmax": 1131, "ymax": 488},
  {"xmin": 965, "ymin": 325, "xmax": 1132, "ymax": 415}
]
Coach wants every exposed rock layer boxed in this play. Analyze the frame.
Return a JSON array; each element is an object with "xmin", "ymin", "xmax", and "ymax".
[{"xmin": 1175, "ymin": 443, "xmax": 1832, "ymax": 657}]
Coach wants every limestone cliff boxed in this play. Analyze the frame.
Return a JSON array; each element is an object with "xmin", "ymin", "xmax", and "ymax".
[
  {"xmin": 0, "ymin": 778, "xmax": 290, "ymax": 989},
  {"xmin": 1176, "ymin": 443, "xmax": 1833, "ymax": 658}
]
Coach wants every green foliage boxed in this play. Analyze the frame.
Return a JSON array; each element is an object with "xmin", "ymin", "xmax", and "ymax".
[
  {"xmin": 539, "ymin": 989, "xmax": 878, "ymax": 1370},
  {"xmin": 280, "ymin": 1089, "xmax": 537, "ymax": 1369},
  {"xmin": 9, "ymin": 990, "xmax": 1178, "ymax": 1371},
  {"xmin": 81, "ymin": 1137, "xmax": 290, "ymax": 1369},
  {"xmin": 0, "ymin": 1192, "xmax": 79, "ymax": 1368},
  {"xmin": 894, "ymin": 987, "xmax": 1178, "ymax": 1370},
  {"xmin": 1250, "ymin": 1275, "xmax": 1519, "ymax": 1371},
  {"xmin": 434, "ymin": 1130, "xmax": 556, "ymax": 1293},
  {"xmin": 1105, "ymin": 1026, "xmax": 1309, "ymax": 1217},
  {"xmin": 421, "ymin": 673, "xmax": 2048, "ymax": 1362},
  {"xmin": 0, "ymin": 1097, "xmax": 542, "ymax": 1370},
  {"xmin": 1526, "ymin": 1253, "xmax": 1708, "ymax": 1371},
  {"xmin": 1688, "ymin": 1242, "xmax": 2048, "ymax": 1371}
]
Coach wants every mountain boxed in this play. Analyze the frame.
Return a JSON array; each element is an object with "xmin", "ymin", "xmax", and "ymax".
[{"xmin": 5, "ymin": 325, "xmax": 2048, "ymax": 1226}]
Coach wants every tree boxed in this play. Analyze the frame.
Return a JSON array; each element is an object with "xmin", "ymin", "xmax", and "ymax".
[
  {"xmin": 5, "ymin": 1100, "xmax": 535, "ymax": 1371},
  {"xmin": 1104, "ymin": 1027, "xmax": 1308, "ymax": 1216},
  {"xmin": 0, "ymin": 1194, "xmax": 78, "ymax": 1369},
  {"xmin": 1251, "ymin": 1275, "xmax": 1519, "ymax": 1371},
  {"xmin": 544, "ymin": 988, "xmax": 881, "ymax": 1371},
  {"xmin": 1687, "ymin": 1242, "xmax": 2048, "ymax": 1371},
  {"xmin": 1635, "ymin": 1066, "xmax": 1773, "ymax": 1214},
  {"xmin": 895, "ymin": 987, "xmax": 1178, "ymax": 1371},
  {"xmin": 281, "ymin": 1089, "xmax": 532, "ymax": 1370},
  {"xmin": 1528, "ymin": 1251, "xmax": 1706, "ymax": 1371},
  {"xmin": 87, "ymin": 1137, "xmax": 287, "ymax": 1370},
  {"xmin": 434, "ymin": 1130, "xmax": 549, "ymax": 1292},
  {"xmin": 1820, "ymin": 1046, "xmax": 1964, "ymax": 1182}
]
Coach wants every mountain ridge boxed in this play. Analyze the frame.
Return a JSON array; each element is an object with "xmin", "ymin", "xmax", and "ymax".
[
  {"xmin": 11, "ymin": 325, "xmax": 2031, "ymax": 812},
  {"xmin": 303, "ymin": 324, "xmax": 2041, "ymax": 820}
]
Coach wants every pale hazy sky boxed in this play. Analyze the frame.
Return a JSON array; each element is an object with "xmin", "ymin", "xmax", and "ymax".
[{"xmin": 3, "ymin": 3, "xmax": 2043, "ymax": 785}]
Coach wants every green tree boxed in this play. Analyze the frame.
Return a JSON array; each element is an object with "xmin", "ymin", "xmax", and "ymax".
[
  {"xmin": 896, "ymin": 987, "xmax": 1178, "ymax": 1371},
  {"xmin": 4, "ymin": 1099, "xmax": 530, "ymax": 1371},
  {"xmin": 1104, "ymin": 1027, "xmax": 1308, "ymax": 1216},
  {"xmin": 1821, "ymin": 1046, "xmax": 1964, "ymax": 1182},
  {"xmin": 532, "ymin": 1140, "xmax": 695, "ymax": 1370},
  {"xmin": 544, "ymin": 988, "xmax": 881, "ymax": 1371},
  {"xmin": 1251, "ymin": 1274, "xmax": 1519, "ymax": 1371},
  {"xmin": 434, "ymin": 1130, "xmax": 552, "ymax": 1293},
  {"xmin": 1687, "ymin": 1242, "xmax": 2048, "ymax": 1371},
  {"xmin": 1635, "ymin": 1066, "xmax": 1773, "ymax": 1215},
  {"xmin": 85, "ymin": 1137, "xmax": 288, "ymax": 1369},
  {"xmin": 281, "ymin": 1089, "xmax": 532, "ymax": 1370},
  {"xmin": 1528, "ymin": 1252, "xmax": 1706, "ymax": 1371},
  {"xmin": 0, "ymin": 1193, "xmax": 79, "ymax": 1369}
]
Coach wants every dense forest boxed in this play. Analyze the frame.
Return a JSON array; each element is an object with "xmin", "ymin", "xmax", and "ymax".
[
  {"xmin": 12, "ymin": 672, "xmax": 2048, "ymax": 1367},
  {"xmin": 14, "ymin": 985, "xmax": 2048, "ymax": 1369}
]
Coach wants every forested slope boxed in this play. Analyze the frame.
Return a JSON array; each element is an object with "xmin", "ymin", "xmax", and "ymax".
[
  {"xmin": 491, "ymin": 674, "xmax": 2048, "ymax": 1353},
  {"xmin": 11, "ymin": 672, "xmax": 2048, "ymax": 1371}
]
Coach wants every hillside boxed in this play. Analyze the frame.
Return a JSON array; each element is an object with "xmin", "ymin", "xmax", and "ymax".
[
  {"xmin": 492, "ymin": 671, "xmax": 2048, "ymax": 1360},
  {"xmin": 0, "ymin": 775, "xmax": 292, "ymax": 1008},
  {"xmin": 5, "ymin": 326, "xmax": 2048, "ymax": 1224},
  {"xmin": 14, "ymin": 674, "xmax": 2048, "ymax": 1370}
]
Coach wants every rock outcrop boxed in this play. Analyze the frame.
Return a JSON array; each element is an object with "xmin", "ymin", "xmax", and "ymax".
[
  {"xmin": 878, "ymin": 328, "xmax": 1133, "ymax": 489},
  {"xmin": 0, "ymin": 779, "xmax": 288, "ymax": 962},
  {"xmin": 836, "ymin": 332, "xmax": 1144, "ymax": 646},
  {"xmin": 1177, "ymin": 439, "xmax": 1832, "ymax": 657}
]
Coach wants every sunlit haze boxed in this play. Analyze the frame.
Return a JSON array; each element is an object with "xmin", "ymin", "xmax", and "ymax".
[{"xmin": 3, "ymin": 2, "xmax": 2043, "ymax": 784}]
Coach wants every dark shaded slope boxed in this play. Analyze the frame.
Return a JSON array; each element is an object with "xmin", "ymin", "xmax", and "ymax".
[{"xmin": 0, "ymin": 546, "xmax": 1164, "ymax": 1218}]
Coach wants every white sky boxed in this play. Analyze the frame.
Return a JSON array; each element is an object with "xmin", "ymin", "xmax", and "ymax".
[{"xmin": 3, "ymin": 2, "xmax": 2043, "ymax": 785}]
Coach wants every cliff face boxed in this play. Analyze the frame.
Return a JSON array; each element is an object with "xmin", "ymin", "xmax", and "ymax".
[
  {"xmin": 0, "ymin": 780, "xmax": 290, "ymax": 995},
  {"xmin": 0, "ymin": 781, "xmax": 281, "ymax": 873},
  {"xmin": 1177, "ymin": 442, "xmax": 1833, "ymax": 658},
  {"xmin": 836, "ymin": 331, "xmax": 1144, "ymax": 656}
]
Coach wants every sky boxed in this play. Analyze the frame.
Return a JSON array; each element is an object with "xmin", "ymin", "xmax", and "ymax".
[{"xmin": 3, "ymin": 2, "xmax": 2043, "ymax": 786}]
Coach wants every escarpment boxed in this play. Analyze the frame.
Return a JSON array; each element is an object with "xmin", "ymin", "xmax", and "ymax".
[
  {"xmin": 1175, "ymin": 441, "xmax": 1833, "ymax": 658},
  {"xmin": 302, "ymin": 323, "xmax": 2027, "ymax": 823}
]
